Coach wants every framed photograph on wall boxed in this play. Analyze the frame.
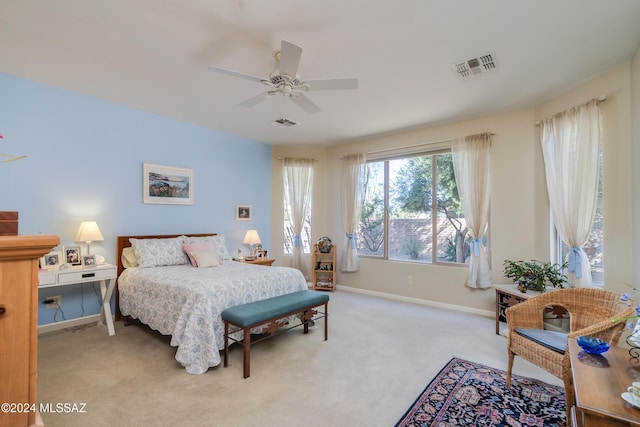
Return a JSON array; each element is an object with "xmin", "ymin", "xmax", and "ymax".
[
  {"xmin": 42, "ymin": 251, "xmax": 62, "ymax": 270},
  {"xmin": 143, "ymin": 163, "xmax": 193, "ymax": 205},
  {"xmin": 236, "ymin": 205, "xmax": 251, "ymax": 220},
  {"xmin": 64, "ymin": 246, "xmax": 82, "ymax": 266},
  {"xmin": 82, "ymin": 254, "xmax": 96, "ymax": 267}
]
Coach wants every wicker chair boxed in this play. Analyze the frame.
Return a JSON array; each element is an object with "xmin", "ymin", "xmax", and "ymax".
[{"xmin": 505, "ymin": 287, "xmax": 633, "ymax": 421}]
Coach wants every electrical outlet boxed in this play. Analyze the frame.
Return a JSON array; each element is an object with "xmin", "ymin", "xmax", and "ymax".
[
  {"xmin": 45, "ymin": 295, "xmax": 61, "ymax": 308},
  {"xmin": 407, "ymin": 275, "xmax": 413, "ymax": 285}
]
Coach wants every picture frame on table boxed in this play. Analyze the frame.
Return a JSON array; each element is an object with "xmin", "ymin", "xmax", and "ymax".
[
  {"xmin": 256, "ymin": 250, "xmax": 268, "ymax": 259},
  {"xmin": 64, "ymin": 246, "xmax": 82, "ymax": 266},
  {"xmin": 143, "ymin": 163, "xmax": 193, "ymax": 205},
  {"xmin": 41, "ymin": 251, "xmax": 62, "ymax": 270},
  {"xmin": 236, "ymin": 205, "xmax": 252, "ymax": 220},
  {"xmin": 82, "ymin": 254, "xmax": 96, "ymax": 267}
]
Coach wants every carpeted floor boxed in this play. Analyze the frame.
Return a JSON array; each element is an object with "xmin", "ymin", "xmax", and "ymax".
[
  {"xmin": 395, "ymin": 357, "xmax": 566, "ymax": 427},
  {"xmin": 37, "ymin": 290, "xmax": 562, "ymax": 426}
]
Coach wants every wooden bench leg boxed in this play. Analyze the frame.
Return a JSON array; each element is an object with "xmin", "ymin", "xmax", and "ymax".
[
  {"xmin": 224, "ymin": 321, "xmax": 229, "ymax": 367},
  {"xmin": 303, "ymin": 309, "xmax": 310, "ymax": 334},
  {"xmin": 243, "ymin": 327, "xmax": 251, "ymax": 378},
  {"xmin": 324, "ymin": 302, "xmax": 328, "ymax": 341}
]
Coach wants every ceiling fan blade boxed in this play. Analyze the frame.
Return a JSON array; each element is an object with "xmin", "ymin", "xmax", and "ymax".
[
  {"xmin": 305, "ymin": 78, "xmax": 359, "ymax": 91},
  {"xmin": 239, "ymin": 92, "xmax": 270, "ymax": 107},
  {"xmin": 279, "ymin": 40, "xmax": 303, "ymax": 77},
  {"xmin": 208, "ymin": 65, "xmax": 264, "ymax": 83},
  {"xmin": 291, "ymin": 93, "xmax": 321, "ymax": 114}
]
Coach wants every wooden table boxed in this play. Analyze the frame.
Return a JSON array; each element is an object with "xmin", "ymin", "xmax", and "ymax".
[
  {"xmin": 569, "ymin": 338, "xmax": 640, "ymax": 426},
  {"xmin": 494, "ymin": 284, "xmax": 542, "ymax": 334},
  {"xmin": 243, "ymin": 257, "xmax": 275, "ymax": 266}
]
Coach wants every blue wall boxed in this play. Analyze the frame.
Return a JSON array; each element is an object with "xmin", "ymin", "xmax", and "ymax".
[{"xmin": 0, "ymin": 72, "xmax": 272, "ymax": 326}]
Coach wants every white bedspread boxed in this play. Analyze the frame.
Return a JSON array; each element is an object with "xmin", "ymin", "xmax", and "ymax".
[{"xmin": 118, "ymin": 261, "xmax": 308, "ymax": 374}]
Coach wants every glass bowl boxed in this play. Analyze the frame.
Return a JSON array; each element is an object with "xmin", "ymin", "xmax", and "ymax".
[{"xmin": 577, "ymin": 336, "xmax": 610, "ymax": 354}]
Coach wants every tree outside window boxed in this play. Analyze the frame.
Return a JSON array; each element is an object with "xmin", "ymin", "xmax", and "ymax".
[{"xmin": 358, "ymin": 152, "xmax": 482, "ymax": 264}]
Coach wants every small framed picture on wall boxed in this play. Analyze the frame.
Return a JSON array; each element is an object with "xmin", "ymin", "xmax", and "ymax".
[{"xmin": 236, "ymin": 205, "xmax": 251, "ymax": 220}]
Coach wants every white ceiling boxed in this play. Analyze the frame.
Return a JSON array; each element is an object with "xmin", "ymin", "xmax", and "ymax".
[{"xmin": 2, "ymin": 1, "xmax": 640, "ymax": 146}]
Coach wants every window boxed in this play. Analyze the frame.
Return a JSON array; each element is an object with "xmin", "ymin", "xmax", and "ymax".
[
  {"xmin": 557, "ymin": 144, "xmax": 604, "ymax": 284},
  {"xmin": 358, "ymin": 151, "xmax": 479, "ymax": 264},
  {"xmin": 282, "ymin": 159, "xmax": 314, "ymax": 255},
  {"xmin": 283, "ymin": 208, "xmax": 312, "ymax": 254}
]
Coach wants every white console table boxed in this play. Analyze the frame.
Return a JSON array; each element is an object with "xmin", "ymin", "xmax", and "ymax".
[{"xmin": 38, "ymin": 263, "xmax": 117, "ymax": 335}]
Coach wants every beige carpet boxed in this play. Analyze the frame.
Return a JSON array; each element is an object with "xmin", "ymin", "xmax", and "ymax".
[{"xmin": 37, "ymin": 289, "xmax": 561, "ymax": 427}]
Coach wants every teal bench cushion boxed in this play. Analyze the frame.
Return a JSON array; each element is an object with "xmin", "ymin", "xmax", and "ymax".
[
  {"xmin": 515, "ymin": 328, "xmax": 568, "ymax": 354},
  {"xmin": 221, "ymin": 290, "xmax": 330, "ymax": 327}
]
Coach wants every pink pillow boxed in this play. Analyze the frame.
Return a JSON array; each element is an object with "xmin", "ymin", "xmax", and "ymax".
[{"xmin": 183, "ymin": 243, "xmax": 220, "ymax": 267}]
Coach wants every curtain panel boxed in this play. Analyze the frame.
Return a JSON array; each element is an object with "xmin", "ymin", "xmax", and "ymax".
[
  {"xmin": 340, "ymin": 153, "xmax": 366, "ymax": 272},
  {"xmin": 451, "ymin": 132, "xmax": 492, "ymax": 289},
  {"xmin": 540, "ymin": 99, "xmax": 602, "ymax": 287},
  {"xmin": 283, "ymin": 158, "xmax": 314, "ymax": 280}
]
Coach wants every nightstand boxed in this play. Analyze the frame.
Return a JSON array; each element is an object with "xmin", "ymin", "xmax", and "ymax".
[
  {"xmin": 38, "ymin": 263, "xmax": 117, "ymax": 335},
  {"xmin": 244, "ymin": 258, "xmax": 276, "ymax": 266}
]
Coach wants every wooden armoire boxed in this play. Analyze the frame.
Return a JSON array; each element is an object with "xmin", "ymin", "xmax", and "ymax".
[{"xmin": 0, "ymin": 235, "xmax": 59, "ymax": 426}]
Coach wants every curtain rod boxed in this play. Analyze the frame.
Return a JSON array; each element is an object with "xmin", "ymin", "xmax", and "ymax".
[
  {"xmin": 535, "ymin": 95, "xmax": 606, "ymax": 126},
  {"xmin": 365, "ymin": 138, "xmax": 452, "ymax": 156},
  {"xmin": 345, "ymin": 132, "xmax": 495, "ymax": 159},
  {"xmin": 276, "ymin": 157, "xmax": 319, "ymax": 161}
]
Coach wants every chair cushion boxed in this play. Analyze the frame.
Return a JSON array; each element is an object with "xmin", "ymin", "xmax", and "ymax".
[{"xmin": 515, "ymin": 328, "xmax": 568, "ymax": 354}]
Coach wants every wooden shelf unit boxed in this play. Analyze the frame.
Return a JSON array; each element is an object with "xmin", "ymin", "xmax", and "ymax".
[{"xmin": 312, "ymin": 244, "xmax": 336, "ymax": 292}]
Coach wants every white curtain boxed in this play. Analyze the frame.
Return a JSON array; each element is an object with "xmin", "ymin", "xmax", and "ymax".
[
  {"xmin": 451, "ymin": 133, "xmax": 492, "ymax": 289},
  {"xmin": 540, "ymin": 99, "xmax": 601, "ymax": 287},
  {"xmin": 340, "ymin": 153, "xmax": 366, "ymax": 272},
  {"xmin": 283, "ymin": 158, "xmax": 314, "ymax": 280}
]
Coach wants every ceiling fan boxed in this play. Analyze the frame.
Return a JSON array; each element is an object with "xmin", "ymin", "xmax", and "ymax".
[{"xmin": 208, "ymin": 40, "xmax": 358, "ymax": 114}]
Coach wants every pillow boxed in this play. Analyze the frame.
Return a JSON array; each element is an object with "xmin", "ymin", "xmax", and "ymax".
[
  {"xmin": 121, "ymin": 247, "xmax": 139, "ymax": 268},
  {"xmin": 183, "ymin": 235, "xmax": 231, "ymax": 260},
  {"xmin": 182, "ymin": 243, "xmax": 220, "ymax": 267},
  {"xmin": 130, "ymin": 236, "xmax": 189, "ymax": 268},
  {"xmin": 190, "ymin": 250, "xmax": 221, "ymax": 268}
]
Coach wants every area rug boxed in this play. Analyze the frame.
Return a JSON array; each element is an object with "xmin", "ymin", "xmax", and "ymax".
[{"xmin": 395, "ymin": 357, "xmax": 566, "ymax": 427}]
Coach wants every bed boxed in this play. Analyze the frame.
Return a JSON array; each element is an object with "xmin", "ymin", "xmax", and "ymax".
[{"xmin": 115, "ymin": 233, "xmax": 308, "ymax": 374}]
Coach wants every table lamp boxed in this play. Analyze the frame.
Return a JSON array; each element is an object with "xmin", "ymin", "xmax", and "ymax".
[
  {"xmin": 75, "ymin": 221, "xmax": 104, "ymax": 255},
  {"xmin": 243, "ymin": 230, "xmax": 261, "ymax": 258}
]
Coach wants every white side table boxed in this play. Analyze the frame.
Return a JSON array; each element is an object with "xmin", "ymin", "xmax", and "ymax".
[{"xmin": 38, "ymin": 263, "xmax": 117, "ymax": 335}]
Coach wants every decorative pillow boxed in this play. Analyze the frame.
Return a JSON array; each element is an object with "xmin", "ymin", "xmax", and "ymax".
[
  {"xmin": 211, "ymin": 235, "xmax": 231, "ymax": 260},
  {"xmin": 182, "ymin": 243, "xmax": 220, "ymax": 267},
  {"xmin": 121, "ymin": 247, "xmax": 139, "ymax": 268},
  {"xmin": 190, "ymin": 250, "xmax": 221, "ymax": 268},
  {"xmin": 183, "ymin": 235, "xmax": 231, "ymax": 260},
  {"xmin": 130, "ymin": 236, "xmax": 189, "ymax": 268}
]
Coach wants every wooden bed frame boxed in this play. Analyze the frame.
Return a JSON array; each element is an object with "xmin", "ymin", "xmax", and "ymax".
[{"xmin": 114, "ymin": 233, "xmax": 216, "ymax": 320}]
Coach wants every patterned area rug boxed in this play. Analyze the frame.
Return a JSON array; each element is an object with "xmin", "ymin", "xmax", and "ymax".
[{"xmin": 395, "ymin": 357, "xmax": 566, "ymax": 427}]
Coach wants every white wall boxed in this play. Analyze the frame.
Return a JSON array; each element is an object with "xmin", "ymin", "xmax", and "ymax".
[
  {"xmin": 632, "ymin": 43, "xmax": 640, "ymax": 286},
  {"xmin": 274, "ymin": 61, "xmax": 636, "ymax": 313}
]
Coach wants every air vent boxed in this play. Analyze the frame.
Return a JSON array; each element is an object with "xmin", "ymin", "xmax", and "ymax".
[
  {"xmin": 270, "ymin": 118, "xmax": 299, "ymax": 128},
  {"xmin": 452, "ymin": 53, "xmax": 498, "ymax": 78}
]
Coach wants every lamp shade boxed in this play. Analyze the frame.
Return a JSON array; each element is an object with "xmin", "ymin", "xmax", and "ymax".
[
  {"xmin": 75, "ymin": 221, "xmax": 104, "ymax": 243},
  {"xmin": 242, "ymin": 229, "xmax": 261, "ymax": 246}
]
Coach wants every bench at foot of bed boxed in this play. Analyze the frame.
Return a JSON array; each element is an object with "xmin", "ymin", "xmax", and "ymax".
[{"xmin": 221, "ymin": 290, "xmax": 330, "ymax": 378}]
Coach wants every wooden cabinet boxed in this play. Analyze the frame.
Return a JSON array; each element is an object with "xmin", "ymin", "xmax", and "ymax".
[
  {"xmin": 0, "ymin": 235, "xmax": 59, "ymax": 427},
  {"xmin": 312, "ymin": 244, "xmax": 336, "ymax": 292}
]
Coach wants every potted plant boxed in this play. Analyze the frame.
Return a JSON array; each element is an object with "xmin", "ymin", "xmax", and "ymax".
[{"xmin": 502, "ymin": 259, "xmax": 568, "ymax": 293}]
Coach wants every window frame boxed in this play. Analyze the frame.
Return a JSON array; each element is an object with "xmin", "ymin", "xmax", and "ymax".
[{"xmin": 358, "ymin": 148, "xmax": 485, "ymax": 267}]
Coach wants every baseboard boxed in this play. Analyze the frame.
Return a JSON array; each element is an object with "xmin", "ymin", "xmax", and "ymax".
[{"xmin": 335, "ymin": 284, "xmax": 494, "ymax": 319}]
